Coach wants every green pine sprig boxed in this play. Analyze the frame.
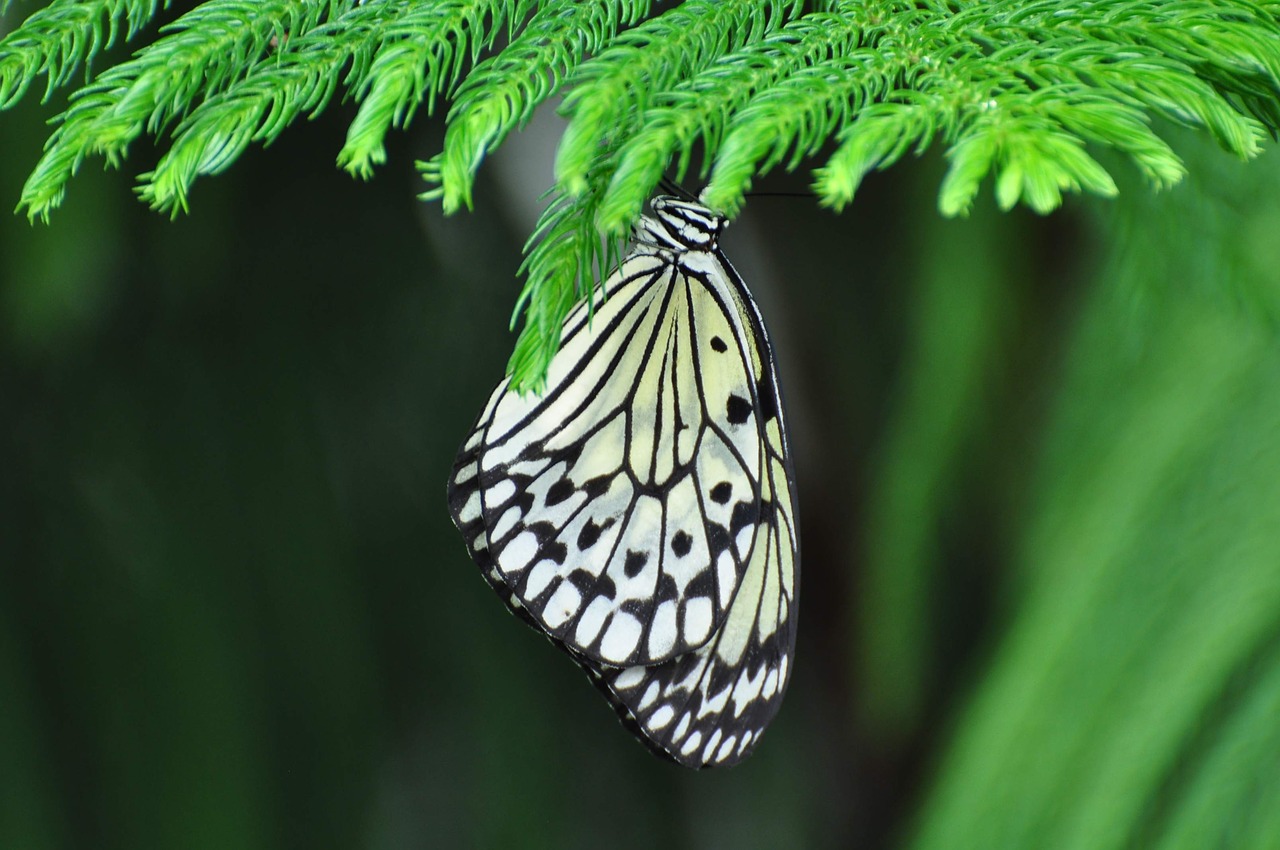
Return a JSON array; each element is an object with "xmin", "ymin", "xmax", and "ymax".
[
  {"xmin": 16, "ymin": 0, "xmax": 347, "ymax": 219},
  {"xmin": 419, "ymin": 0, "xmax": 653, "ymax": 214},
  {"xmin": 3, "ymin": 0, "xmax": 1280, "ymax": 388},
  {"xmin": 0, "ymin": 0, "xmax": 163, "ymax": 107},
  {"xmin": 335, "ymin": 0, "xmax": 536, "ymax": 180},
  {"xmin": 503, "ymin": 177, "xmax": 622, "ymax": 395}
]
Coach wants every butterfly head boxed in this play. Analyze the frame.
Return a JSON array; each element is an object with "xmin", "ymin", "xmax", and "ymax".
[{"xmin": 634, "ymin": 196, "xmax": 727, "ymax": 252}]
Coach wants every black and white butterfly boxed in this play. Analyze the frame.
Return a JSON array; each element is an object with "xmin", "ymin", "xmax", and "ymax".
[{"xmin": 447, "ymin": 195, "xmax": 798, "ymax": 768}]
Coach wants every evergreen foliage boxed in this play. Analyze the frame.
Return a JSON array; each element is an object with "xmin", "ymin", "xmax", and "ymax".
[
  {"xmin": 4, "ymin": 5, "xmax": 1280, "ymax": 848},
  {"xmin": 897, "ymin": 134, "xmax": 1280, "ymax": 850},
  {"xmin": 3, "ymin": 0, "xmax": 1280, "ymax": 389}
]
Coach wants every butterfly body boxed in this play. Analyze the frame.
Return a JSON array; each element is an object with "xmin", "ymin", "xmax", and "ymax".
[{"xmin": 448, "ymin": 196, "xmax": 798, "ymax": 767}]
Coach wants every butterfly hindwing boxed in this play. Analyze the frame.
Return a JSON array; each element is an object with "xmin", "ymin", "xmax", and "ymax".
[{"xmin": 593, "ymin": 246, "xmax": 799, "ymax": 768}]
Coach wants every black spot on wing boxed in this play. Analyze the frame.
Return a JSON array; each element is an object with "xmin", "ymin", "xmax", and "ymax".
[
  {"xmin": 528, "ymin": 521, "xmax": 558, "ymax": 544},
  {"xmin": 707, "ymin": 523, "xmax": 731, "ymax": 555},
  {"xmin": 684, "ymin": 569, "xmax": 715, "ymax": 599},
  {"xmin": 545, "ymin": 478, "xmax": 575, "ymax": 506},
  {"xmin": 557, "ymin": 443, "xmax": 584, "ymax": 468},
  {"xmin": 730, "ymin": 500, "xmax": 759, "ymax": 536},
  {"xmin": 710, "ymin": 335, "xmax": 728, "ymax": 353},
  {"xmin": 515, "ymin": 496, "xmax": 538, "ymax": 526},
  {"xmin": 725, "ymin": 394, "xmax": 753, "ymax": 425},
  {"xmin": 656, "ymin": 573, "xmax": 679, "ymax": 602},
  {"xmin": 756, "ymin": 376, "xmax": 779, "ymax": 422},
  {"xmin": 671, "ymin": 530, "xmax": 692, "ymax": 557},
  {"xmin": 709, "ymin": 482, "xmax": 732, "ymax": 504},
  {"xmin": 595, "ymin": 575, "xmax": 617, "ymax": 600},
  {"xmin": 623, "ymin": 550, "xmax": 649, "ymax": 578},
  {"xmin": 619, "ymin": 597, "xmax": 647, "ymax": 616},
  {"xmin": 577, "ymin": 517, "xmax": 613, "ymax": 550},
  {"xmin": 706, "ymin": 660, "xmax": 738, "ymax": 697},
  {"xmin": 538, "ymin": 540, "xmax": 568, "ymax": 565},
  {"xmin": 583, "ymin": 475, "xmax": 613, "ymax": 499},
  {"xmin": 569, "ymin": 569, "xmax": 614, "ymax": 599}
]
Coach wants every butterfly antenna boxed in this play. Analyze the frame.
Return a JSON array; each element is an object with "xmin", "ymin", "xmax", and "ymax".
[
  {"xmin": 658, "ymin": 175, "xmax": 699, "ymax": 201},
  {"xmin": 744, "ymin": 190, "xmax": 812, "ymax": 199}
]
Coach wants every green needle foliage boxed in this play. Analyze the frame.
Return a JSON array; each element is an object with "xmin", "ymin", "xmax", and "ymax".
[
  {"xmin": 902, "ymin": 133, "xmax": 1280, "ymax": 850},
  {"xmin": 3, "ymin": 0, "xmax": 1280, "ymax": 390}
]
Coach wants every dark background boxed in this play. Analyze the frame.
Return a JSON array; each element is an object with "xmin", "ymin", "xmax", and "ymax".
[{"xmin": 3, "ymin": 46, "xmax": 1280, "ymax": 850}]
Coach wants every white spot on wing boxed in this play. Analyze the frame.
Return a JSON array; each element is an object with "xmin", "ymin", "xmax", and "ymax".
[
  {"xmin": 648, "ymin": 600, "xmax": 677, "ymax": 657},
  {"xmin": 716, "ymin": 551, "xmax": 736, "ymax": 608},
  {"xmin": 702, "ymin": 729, "xmax": 722, "ymax": 762},
  {"xmin": 505, "ymin": 531, "xmax": 540, "ymax": 573},
  {"xmin": 660, "ymin": 477, "xmax": 710, "ymax": 591},
  {"xmin": 458, "ymin": 492, "xmax": 481, "ymax": 524},
  {"xmin": 600, "ymin": 612, "xmax": 643, "ymax": 663},
  {"xmin": 673, "ymin": 713, "xmax": 691, "ymax": 741},
  {"xmin": 731, "ymin": 665, "xmax": 766, "ymax": 717},
  {"xmin": 639, "ymin": 681, "xmax": 660, "ymax": 710},
  {"xmin": 608, "ymin": 496, "xmax": 664, "ymax": 604},
  {"xmin": 699, "ymin": 683, "xmax": 732, "ymax": 718},
  {"xmin": 524, "ymin": 560, "xmax": 557, "ymax": 598},
  {"xmin": 486, "ymin": 479, "xmax": 516, "ymax": 506},
  {"xmin": 491, "ymin": 506, "xmax": 522, "ymax": 541},
  {"xmin": 543, "ymin": 583, "xmax": 582, "ymax": 629},
  {"xmin": 574, "ymin": 596, "xmax": 612, "ymax": 645},
  {"xmin": 684, "ymin": 597, "xmax": 713, "ymax": 645},
  {"xmin": 648, "ymin": 705, "xmax": 674, "ymax": 729},
  {"xmin": 614, "ymin": 666, "xmax": 646, "ymax": 690}
]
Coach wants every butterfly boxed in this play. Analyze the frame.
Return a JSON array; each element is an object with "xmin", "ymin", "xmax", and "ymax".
[{"xmin": 447, "ymin": 194, "xmax": 798, "ymax": 768}]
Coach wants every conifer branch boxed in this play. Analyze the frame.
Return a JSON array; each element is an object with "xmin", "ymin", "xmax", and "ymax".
[
  {"xmin": 0, "ymin": 0, "xmax": 162, "ymax": 107},
  {"xmin": 595, "ymin": 4, "xmax": 870, "ymax": 232},
  {"xmin": 3, "ymin": 0, "xmax": 1280, "ymax": 388},
  {"xmin": 18, "ymin": 0, "xmax": 348, "ymax": 220},
  {"xmin": 336, "ymin": 0, "xmax": 534, "ymax": 180},
  {"xmin": 420, "ymin": 0, "xmax": 651, "ymax": 213},
  {"xmin": 553, "ymin": 0, "xmax": 800, "ymax": 197}
]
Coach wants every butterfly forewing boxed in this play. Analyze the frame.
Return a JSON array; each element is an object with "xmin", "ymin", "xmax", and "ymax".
[
  {"xmin": 447, "ymin": 382, "xmax": 537, "ymax": 621},
  {"xmin": 472, "ymin": 252, "xmax": 764, "ymax": 668},
  {"xmin": 447, "ymin": 195, "xmax": 798, "ymax": 767}
]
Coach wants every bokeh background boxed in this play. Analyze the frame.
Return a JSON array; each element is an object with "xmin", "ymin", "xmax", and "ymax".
[{"xmin": 3, "ymin": 24, "xmax": 1280, "ymax": 850}]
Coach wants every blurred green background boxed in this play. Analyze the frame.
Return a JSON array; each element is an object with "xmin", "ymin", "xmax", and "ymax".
[{"xmin": 3, "ymin": 44, "xmax": 1280, "ymax": 850}]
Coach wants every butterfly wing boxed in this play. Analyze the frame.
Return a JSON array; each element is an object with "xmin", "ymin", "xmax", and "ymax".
[
  {"xmin": 591, "ymin": 247, "xmax": 799, "ymax": 767},
  {"xmin": 446, "ymin": 198, "xmax": 799, "ymax": 768},
  {"xmin": 447, "ymin": 381, "xmax": 538, "ymax": 624},
  {"xmin": 461, "ymin": 239, "xmax": 767, "ymax": 668}
]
